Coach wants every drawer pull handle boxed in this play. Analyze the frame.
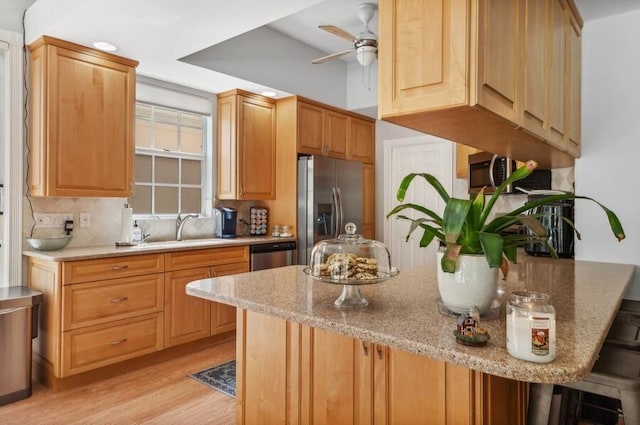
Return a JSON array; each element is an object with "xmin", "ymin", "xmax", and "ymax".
[
  {"xmin": 362, "ymin": 341, "xmax": 369, "ymax": 356},
  {"xmin": 110, "ymin": 338, "xmax": 128, "ymax": 345},
  {"xmin": 110, "ymin": 265, "xmax": 129, "ymax": 271},
  {"xmin": 110, "ymin": 296, "xmax": 129, "ymax": 303}
]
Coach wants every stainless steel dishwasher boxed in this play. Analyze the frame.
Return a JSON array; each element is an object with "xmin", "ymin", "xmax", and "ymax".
[{"xmin": 250, "ymin": 241, "xmax": 297, "ymax": 271}]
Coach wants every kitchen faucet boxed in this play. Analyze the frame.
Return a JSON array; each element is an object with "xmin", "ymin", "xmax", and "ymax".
[{"xmin": 176, "ymin": 213, "xmax": 199, "ymax": 241}]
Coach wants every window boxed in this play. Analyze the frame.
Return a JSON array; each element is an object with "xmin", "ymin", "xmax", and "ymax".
[{"xmin": 130, "ymin": 103, "xmax": 207, "ymax": 215}]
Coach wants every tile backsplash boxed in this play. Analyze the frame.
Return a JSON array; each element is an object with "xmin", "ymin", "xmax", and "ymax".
[{"xmin": 22, "ymin": 196, "xmax": 264, "ymax": 249}]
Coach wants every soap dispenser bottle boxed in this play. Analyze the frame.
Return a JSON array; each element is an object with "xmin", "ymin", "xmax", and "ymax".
[{"xmin": 132, "ymin": 220, "xmax": 142, "ymax": 243}]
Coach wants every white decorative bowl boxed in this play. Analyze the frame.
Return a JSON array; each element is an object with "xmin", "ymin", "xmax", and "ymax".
[{"xmin": 26, "ymin": 235, "xmax": 72, "ymax": 251}]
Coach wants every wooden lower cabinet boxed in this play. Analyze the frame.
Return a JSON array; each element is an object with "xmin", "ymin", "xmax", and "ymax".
[
  {"xmin": 164, "ymin": 249, "xmax": 250, "ymax": 347},
  {"xmin": 28, "ymin": 246, "xmax": 249, "ymax": 382},
  {"xmin": 164, "ymin": 267, "xmax": 212, "ymax": 347},
  {"xmin": 62, "ymin": 313, "xmax": 163, "ymax": 376},
  {"xmin": 237, "ymin": 309, "xmax": 527, "ymax": 425}
]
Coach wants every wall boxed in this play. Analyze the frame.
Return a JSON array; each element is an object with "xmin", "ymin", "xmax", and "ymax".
[
  {"xmin": 576, "ymin": 9, "xmax": 640, "ymax": 299},
  {"xmin": 180, "ymin": 26, "xmax": 348, "ymax": 108},
  {"xmin": 0, "ymin": 0, "xmax": 35, "ymax": 33}
]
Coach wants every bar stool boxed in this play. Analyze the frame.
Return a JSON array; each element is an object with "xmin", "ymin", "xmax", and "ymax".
[
  {"xmin": 561, "ymin": 344, "xmax": 640, "ymax": 425},
  {"xmin": 528, "ymin": 344, "xmax": 640, "ymax": 425}
]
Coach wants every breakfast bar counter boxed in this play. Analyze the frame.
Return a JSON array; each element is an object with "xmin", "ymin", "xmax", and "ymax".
[{"xmin": 186, "ymin": 256, "xmax": 634, "ymax": 384}]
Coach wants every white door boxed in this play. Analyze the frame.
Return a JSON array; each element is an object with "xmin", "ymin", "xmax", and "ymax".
[{"xmin": 383, "ymin": 136, "xmax": 453, "ymax": 272}]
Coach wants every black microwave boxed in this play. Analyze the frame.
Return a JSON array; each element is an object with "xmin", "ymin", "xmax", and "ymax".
[{"xmin": 468, "ymin": 152, "xmax": 551, "ymax": 194}]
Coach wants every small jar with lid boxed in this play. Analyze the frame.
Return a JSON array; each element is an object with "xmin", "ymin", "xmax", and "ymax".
[{"xmin": 506, "ymin": 291, "xmax": 556, "ymax": 363}]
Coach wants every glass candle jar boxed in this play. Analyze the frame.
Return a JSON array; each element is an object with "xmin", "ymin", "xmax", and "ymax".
[{"xmin": 506, "ymin": 291, "xmax": 556, "ymax": 363}]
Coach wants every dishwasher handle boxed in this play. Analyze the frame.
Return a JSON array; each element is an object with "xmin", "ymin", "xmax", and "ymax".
[{"xmin": 250, "ymin": 241, "xmax": 297, "ymax": 254}]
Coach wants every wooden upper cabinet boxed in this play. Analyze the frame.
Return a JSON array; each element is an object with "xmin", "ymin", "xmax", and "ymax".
[
  {"xmin": 348, "ymin": 117, "xmax": 375, "ymax": 164},
  {"xmin": 521, "ymin": 0, "xmax": 549, "ymax": 140},
  {"xmin": 378, "ymin": 0, "xmax": 468, "ymax": 115},
  {"xmin": 378, "ymin": 0, "xmax": 583, "ymax": 169},
  {"xmin": 28, "ymin": 36, "xmax": 138, "ymax": 197},
  {"xmin": 217, "ymin": 89, "xmax": 276, "ymax": 200},
  {"xmin": 295, "ymin": 97, "xmax": 375, "ymax": 163},
  {"xmin": 324, "ymin": 110, "xmax": 349, "ymax": 158},
  {"xmin": 297, "ymin": 101, "xmax": 324, "ymax": 155},
  {"xmin": 455, "ymin": 144, "xmax": 481, "ymax": 179},
  {"xmin": 548, "ymin": 0, "xmax": 568, "ymax": 148},
  {"xmin": 567, "ymin": 9, "xmax": 582, "ymax": 155},
  {"xmin": 476, "ymin": 0, "xmax": 519, "ymax": 123}
]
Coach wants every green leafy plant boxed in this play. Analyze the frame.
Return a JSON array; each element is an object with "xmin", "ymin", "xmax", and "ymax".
[{"xmin": 386, "ymin": 161, "xmax": 625, "ymax": 277}]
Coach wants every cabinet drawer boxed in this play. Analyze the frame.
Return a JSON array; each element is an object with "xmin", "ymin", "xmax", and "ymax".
[
  {"xmin": 62, "ymin": 254, "xmax": 164, "ymax": 284},
  {"xmin": 62, "ymin": 274, "xmax": 164, "ymax": 331},
  {"xmin": 164, "ymin": 246, "xmax": 249, "ymax": 271},
  {"xmin": 61, "ymin": 312, "xmax": 163, "ymax": 377}
]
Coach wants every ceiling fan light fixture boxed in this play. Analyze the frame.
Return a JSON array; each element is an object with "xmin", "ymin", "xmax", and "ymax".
[{"xmin": 356, "ymin": 45, "xmax": 376, "ymax": 67}]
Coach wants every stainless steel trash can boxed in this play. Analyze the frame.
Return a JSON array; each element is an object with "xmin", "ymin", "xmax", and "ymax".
[{"xmin": 0, "ymin": 286, "xmax": 43, "ymax": 406}]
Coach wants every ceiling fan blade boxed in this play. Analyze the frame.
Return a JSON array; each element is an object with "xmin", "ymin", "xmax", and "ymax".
[
  {"xmin": 312, "ymin": 48, "xmax": 355, "ymax": 64},
  {"xmin": 319, "ymin": 25, "xmax": 356, "ymax": 43}
]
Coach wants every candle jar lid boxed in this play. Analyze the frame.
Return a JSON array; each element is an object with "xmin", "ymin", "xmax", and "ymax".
[{"xmin": 509, "ymin": 291, "xmax": 551, "ymax": 305}]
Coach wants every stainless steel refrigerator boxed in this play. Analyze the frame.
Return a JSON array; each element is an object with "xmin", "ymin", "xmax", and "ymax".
[{"xmin": 297, "ymin": 155, "xmax": 363, "ymax": 265}]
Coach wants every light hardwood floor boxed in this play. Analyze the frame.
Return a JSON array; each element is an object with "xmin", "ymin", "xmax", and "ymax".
[{"xmin": 0, "ymin": 340, "xmax": 236, "ymax": 425}]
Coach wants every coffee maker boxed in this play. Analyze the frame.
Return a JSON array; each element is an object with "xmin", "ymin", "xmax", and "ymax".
[
  {"xmin": 524, "ymin": 195, "xmax": 574, "ymax": 258},
  {"xmin": 214, "ymin": 207, "xmax": 237, "ymax": 238}
]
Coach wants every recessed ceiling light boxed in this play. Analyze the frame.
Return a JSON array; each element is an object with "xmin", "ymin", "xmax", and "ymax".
[
  {"xmin": 261, "ymin": 91, "xmax": 277, "ymax": 97},
  {"xmin": 92, "ymin": 41, "xmax": 118, "ymax": 52}
]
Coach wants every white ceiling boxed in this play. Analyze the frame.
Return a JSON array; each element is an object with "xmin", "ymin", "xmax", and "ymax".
[{"xmin": 19, "ymin": 0, "xmax": 640, "ymax": 96}]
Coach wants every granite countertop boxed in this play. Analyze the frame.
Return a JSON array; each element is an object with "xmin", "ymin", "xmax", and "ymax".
[
  {"xmin": 186, "ymin": 256, "xmax": 635, "ymax": 384},
  {"xmin": 22, "ymin": 236, "xmax": 296, "ymax": 261}
]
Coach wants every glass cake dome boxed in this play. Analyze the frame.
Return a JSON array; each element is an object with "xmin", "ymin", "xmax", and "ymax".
[{"xmin": 304, "ymin": 223, "xmax": 398, "ymax": 308}]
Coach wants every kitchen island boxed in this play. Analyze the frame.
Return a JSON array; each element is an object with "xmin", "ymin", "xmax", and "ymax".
[{"xmin": 186, "ymin": 256, "xmax": 634, "ymax": 424}]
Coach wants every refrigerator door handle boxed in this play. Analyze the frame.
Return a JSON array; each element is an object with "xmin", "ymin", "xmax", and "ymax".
[
  {"xmin": 331, "ymin": 187, "xmax": 339, "ymax": 238},
  {"xmin": 335, "ymin": 187, "xmax": 344, "ymax": 236}
]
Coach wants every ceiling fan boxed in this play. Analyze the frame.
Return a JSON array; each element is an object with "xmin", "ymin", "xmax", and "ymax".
[{"xmin": 312, "ymin": 2, "xmax": 378, "ymax": 67}]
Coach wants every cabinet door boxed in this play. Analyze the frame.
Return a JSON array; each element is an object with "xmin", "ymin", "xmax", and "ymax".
[
  {"xmin": 30, "ymin": 44, "xmax": 135, "ymax": 197},
  {"xmin": 378, "ymin": 0, "xmax": 469, "ymax": 117},
  {"xmin": 521, "ymin": 0, "xmax": 549, "ymax": 140},
  {"xmin": 237, "ymin": 310, "xmax": 293, "ymax": 425},
  {"xmin": 301, "ymin": 327, "xmax": 372, "ymax": 425},
  {"xmin": 476, "ymin": 0, "xmax": 519, "ymax": 122},
  {"xmin": 375, "ymin": 347, "xmax": 483, "ymax": 425},
  {"xmin": 164, "ymin": 267, "xmax": 211, "ymax": 347},
  {"xmin": 323, "ymin": 110, "xmax": 348, "ymax": 158},
  {"xmin": 567, "ymin": 11, "xmax": 581, "ymax": 155},
  {"xmin": 348, "ymin": 117, "xmax": 375, "ymax": 164},
  {"xmin": 210, "ymin": 262, "xmax": 249, "ymax": 335},
  {"xmin": 548, "ymin": 0, "xmax": 568, "ymax": 147},
  {"xmin": 362, "ymin": 163, "xmax": 375, "ymax": 239},
  {"xmin": 297, "ymin": 101, "xmax": 324, "ymax": 155},
  {"xmin": 217, "ymin": 94, "xmax": 238, "ymax": 199},
  {"xmin": 238, "ymin": 95, "xmax": 276, "ymax": 200}
]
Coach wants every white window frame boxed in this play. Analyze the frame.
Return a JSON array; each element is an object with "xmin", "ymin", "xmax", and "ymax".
[
  {"xmin": 133, "ymin": 102, "xmax": 208, "ymax": 217},
  {"xmin": 133, "ymin": 77, "xmax": 214, "ymax": 219}
]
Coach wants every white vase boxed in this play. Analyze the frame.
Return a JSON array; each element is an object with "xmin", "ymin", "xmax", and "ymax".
[{"xmin": 436, "ymin": 251, "xmax": 498, "ymax": 314}]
